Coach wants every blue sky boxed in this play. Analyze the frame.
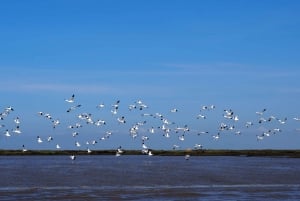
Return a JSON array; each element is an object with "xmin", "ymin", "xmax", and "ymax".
[{"xmin": 1, "ymin": 0, "xmax": 300, "ymax": 150}]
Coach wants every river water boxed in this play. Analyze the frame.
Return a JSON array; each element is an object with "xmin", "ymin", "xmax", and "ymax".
[{"xmin": 0, "ymin": 155, "xmax": 299, "ymax": 200}]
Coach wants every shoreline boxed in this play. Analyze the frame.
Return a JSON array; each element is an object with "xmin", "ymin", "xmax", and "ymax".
[{"xmin": 1, "ymin": 149, "xmax": 300, "ymax": 157}]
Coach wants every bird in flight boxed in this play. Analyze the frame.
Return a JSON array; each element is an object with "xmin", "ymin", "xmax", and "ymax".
[{"xmin": 65, "ymin": 94, "xmax": 75, "ymax": 103}]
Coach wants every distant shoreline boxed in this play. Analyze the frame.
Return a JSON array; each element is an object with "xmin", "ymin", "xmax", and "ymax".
[{"xmin": 1, "ymin": 149, "xmax": 300, "ymax": 157}]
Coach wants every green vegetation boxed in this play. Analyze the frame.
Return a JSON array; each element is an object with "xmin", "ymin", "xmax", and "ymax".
[{"xmin": 1, "ymin": 149, "xmax": 300, "ymax": 157}]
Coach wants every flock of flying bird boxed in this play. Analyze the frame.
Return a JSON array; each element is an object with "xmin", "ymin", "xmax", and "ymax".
[{"xmin": 1, "ymin": 94, "xmax": 300, "ymax": 160}]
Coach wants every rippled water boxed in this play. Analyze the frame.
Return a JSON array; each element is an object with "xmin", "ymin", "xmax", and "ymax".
[{"xmin": 0, "ymin": 155, "xmax": 299, "ymax": 200}]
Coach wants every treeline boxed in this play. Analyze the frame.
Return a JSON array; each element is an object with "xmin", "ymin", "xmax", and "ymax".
[{"xmin": 1, "ymin": 149, "xmax": 300, "ymax": 157}]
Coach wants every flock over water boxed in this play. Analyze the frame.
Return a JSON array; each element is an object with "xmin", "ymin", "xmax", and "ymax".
[{"xmin": 0, "ymin": 94, "xmax": 299, "ymax": 159}]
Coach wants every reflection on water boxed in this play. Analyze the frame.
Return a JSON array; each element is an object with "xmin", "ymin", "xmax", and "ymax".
[{"xmin": 0, "ymin": 155, "xmax": 299, "ymax": 200}]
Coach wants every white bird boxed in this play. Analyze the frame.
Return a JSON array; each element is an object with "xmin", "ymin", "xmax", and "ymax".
[
  {"xmin": 128, "ymin": 104, "xmax": 137, "ymax": 111},
  {"xmin": 148, "ymin": 127, "xmax": 155, "ymax": 134},
  {"xmin": 219, "ymin": 123, "xmax": 228, "ymax": 131},
  {"xmin": 138, "ymin": 104, "xmax": 148, "ymax": 110},
  {"xmin": 273, "ymin": 128, "xmax": 282, "ymax": 133},
  {"xmin": 87, "ymin": 140, "xmax": 97, "ymax": 145},
  {"xmin": 135, "ymin": 100, "xmax": 148, "ymax": 110},
  {"xmin": 67, "ymin": 104, "xmax": 81, "ymax": 113},
  {"xmin": 5, "ymin": 106, "xmax": 14, "ymax": 113},
  {"xmin": 68, "ymin": 123, "xmax": 82, "ymax": 129},
  {"xmin": 142, "ymin": 149, "xmax": 149, "ymax": 154},
  {"xmin": 228, "ymin": 125, "xmax": 235, "ymax": 130},
  {"xmin": 148, "ymin": 150, "xmax": 153, "ymax": 156},
  {"xmin": 106, "ymin": 131, "xmax": 113, "ymax": 136},
  {"xmin": 173, "ymin": 144, "xmax": 180, "ymax": 150},
  {"xmin": 12, "ymin": 126, "xmax": 22, "ymax": 134},
  {"xmin": 163, "ymin": 132, "xmax": 170, "ymax": 138},
  {"xmin": 201, "ymin": 105, "xmax": 216, "ymax": 110},
  {"xmin": 224, "ymin": 109, "xmax": 234, "ymax": 116},
  {"xmin": 162, "ymin": 118, "xmax": 173, "ymax": 125},
  {"xmin": 22, "ymin": 145, "xmax": 27, "ymax": 152},
  {"xmin": 56, "ymin": 144, "xmax": 61, "ymax": 149},
  {"xmin": 212, "ymin": 133, "xmax": 220, "ymax": 140},
  {"xmin": 175, "ymin": 125, "xmax": 189, "ymax": 133},
  {"xmin": 52, "ymin": 119, "xmax": 60, "ymax": 128},
  {"xmin": 196, "ymin": 114, "xmax": 206, "ymax": 119},
  {"xmin": 178, "ymin": 134, "xmax": 185, "ymax": 141},
  {"xmin": 194, "ymin": 144, "xmax": 203, "ymax": 149},
  {"xmin": 14, "ymin": 117, "xmax": 20, "ymax": 124},
  {"xmin": 72, "ymin": 132, "xmax": 79, "ymax": 137},
  {"xmin": 75, "ymin": 141, "xmax": 81, "ymax": 147},
  {"xmin": 85, "ymin": 116, "xmax": 94, "ymax": 124},
  {"xmin": 37, "ymin": 136, "xmax": 43, "ymax": 143},
  {"xmin": 47, "ymin": 136, "xmax": 53, "ymax": 142},
  {"xmin": 142, "ymin": 142, "xmax": 148, "ymax": 149},
  {"xmin": 245, "ymin": 122, "xmax": 254, "ymax": 128},
  {"xmin": 141, "ymin": 113, "xmax": 153, "ymax": 117},
  {"xmin": 170, "ymin": 108, "xmax": 178, "ymax": 113},
  {"xmin": 263, "ymin": 131, "xmax": 271, "ymax": 137},
  {"xmin": 155, "ymin": 113, "xmax": 164, "ymax": 120},
  {"xmin": 70, "ymin": 154, "xmax": 76, "ymax": 160},
  {"xmin": 141, "ymin": 136, "xmax": 149, "ymax": 141},
  {"xmin": 223, "ymin": 114, "xmax": 233, "ymax": 119},
  {"xmin": 256, "ymin": 135, "xmax": 264, "ymax": 141},
  {"xmin": 278, "ymin": 117, "xmax": 287, "ymax": 124},
  {"xmin": 111, "ymin": 108, "xmax": 118, "ymax": 115},
  {"xmin": 233, "ymin": 115, "xmax": 239, "ymax": 121},
  {"xmin": 258, "ymin": 117, "xmax": 267, "ymax": 124},
  {"xmin": 77, "ymin": 113, "xmax": 90, "ymax": 120},
  {"xmin": 4, "ymin": 129, "xmax": 11, "ymax": 137},
  {"xmin": 94, "ymin": 119, "xmax": 106, "ymax": 126},
  {"xmin": 68, "ymin": 125, "xmax": 74, "ymax": 129},
  {"xmin": 75, "ymin": 123, "xmax": 82, "ymax": 128},
  {"xmin": 65, "ymin": 94, "xmax": 75, "ymax": 103},
  {"xmin": 185, "ymin": 154, "xmax": 190, "ymax": 160},
  {"xmin": 135, "ymin": 100, "xmax": 143, "ymax": 105},
  {"xmin": 100, "ymin": 136, "xmax": 107, "ymax": 141},
  {"xmin": 111, "ymin": 100, "xmax": 120, "ymax": 109},
  {"xmin": 116, "ymin": 146, "xmax": 124, "ymax": 155},
  {"xmin": 96, "ymin": 103, "xmax": 105, "ymax": 109},
  {"xmin": 44, "ymin": 113, "xmax": 52, "ymax": 120},
  {"xmin": 267, "ymin": 116, "xmax": 276, "ymax": 122},
  {"xmin": 197, "ymin": 131, "xmax": 209, "ymax": 135},
  {"xmin": 137, "ymin": 121, "xmax": 146, "ymax": 126},
  {"xmin": 117, "ymin": 116, "xmax": 126, "ymax": 124},
  {"xmin": 129, "ymin": 126, "xmax": 138, "ymax": 139},
  {"xmin": 201, "ymin": 104, "xmax": 215, "ymax": 111},
  {"xmin": 256, "ymin": 108, "xmax": 267, "ymax": 115},
  {"xmin": 235, "ymin": 131, "xmax": 242, "ymax": 135},
  {"xmin": 202, "ymin": 105, "xmax": 209, "ymax": 110},
  {"xmin": 117, "ymin": 146, "xmax": 124, "ymax": 153}
]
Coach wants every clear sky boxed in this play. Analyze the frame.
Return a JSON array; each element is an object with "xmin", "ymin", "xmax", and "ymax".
[{"xmin": 1, "ymin": 0, "xmax": 300, "ymax": 151}]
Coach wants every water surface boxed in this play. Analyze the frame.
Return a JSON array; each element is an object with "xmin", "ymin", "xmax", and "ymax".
[{"xmin": 0, "ymin": 155, "xmax": 299, "ymax": 200}]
